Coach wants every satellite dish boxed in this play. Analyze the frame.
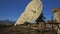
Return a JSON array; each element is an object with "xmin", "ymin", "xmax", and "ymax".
[{"xmin": 14, "ymin": 0, "xmax": 42, "ymax": 25}]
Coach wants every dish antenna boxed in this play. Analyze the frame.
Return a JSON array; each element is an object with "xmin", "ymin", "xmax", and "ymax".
[{"xmin": 14, "ymin": 0, "xmax": 42, "ymax": 25}]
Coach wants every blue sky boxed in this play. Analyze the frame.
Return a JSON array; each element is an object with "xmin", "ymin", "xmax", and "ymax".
[{"xmin": 0, "ymin": 0, "xmax": 60, "ymax": 21}]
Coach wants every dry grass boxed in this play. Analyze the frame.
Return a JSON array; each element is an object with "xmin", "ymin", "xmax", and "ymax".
[{"xmin": 0, "ymin": 25, "xmax": 56, "ymax": 34}]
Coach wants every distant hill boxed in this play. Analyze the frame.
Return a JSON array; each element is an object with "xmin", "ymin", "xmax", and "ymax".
[{"xmin": 0, "ymin": 20, "xmax": 15, "ymax": 26}]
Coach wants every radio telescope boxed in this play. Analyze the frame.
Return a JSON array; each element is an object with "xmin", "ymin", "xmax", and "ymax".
[{"xmin": 14, "ymin": 0, "xmax": 42, "ymax": 26}]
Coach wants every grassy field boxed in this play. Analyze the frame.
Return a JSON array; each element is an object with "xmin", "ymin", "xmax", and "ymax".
[{"xmin": 0, "ymin": 25, "xmax": 56, "ymax": 34}]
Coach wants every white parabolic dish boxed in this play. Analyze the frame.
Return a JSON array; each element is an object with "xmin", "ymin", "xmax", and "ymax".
[{"xmin": 14, "ymin": 0, "xmax": 42, "ymax": 25}]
